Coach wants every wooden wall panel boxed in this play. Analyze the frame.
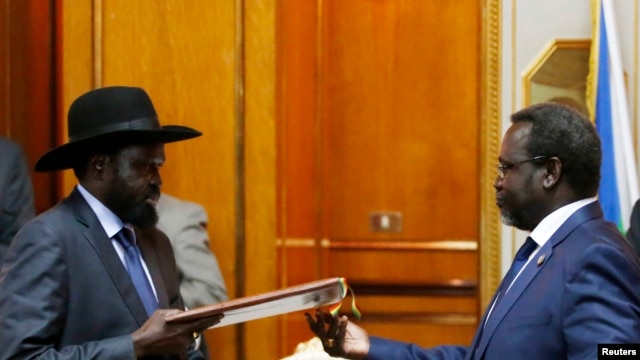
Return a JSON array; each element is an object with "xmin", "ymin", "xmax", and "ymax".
[
  {"xmin": 317, "ymin": 1, "xmax": 481, "ymax": 346},
  {"xmin": 277, "ymin": 0, "xmax": 319, "ymax": 239},
  {"xmin": 0, "ymin": 0, "xmax": 57, "ymax": 214},
  {"xmin": 58, "ymin": 0, "xmax": 92, "ymax": 198},
  {"xmin": 320, "ymin": 0, "xmax": 480, "ymax": 241},
  {"xmin": 354, "ymin": 295, "xmax": 477, "ymax": 314},
  {"xmin": 0, "ymin": 1, "xmax": 6, "ymax": 129},
  {"xmin": 278, "ymin": 0, "xmax": 482, "ymax": 355},
  {"xmin": 243, "ymin": 0, "xmax": 277, "ymax": 358},
  {"xmin": 276, "ymin": 2, "xmax": 322, "ymax": 352},
  {"xmin": 362, "ymin": 322, "xmax": 477, "ymax": 348},
  {"xmin": 326, "ymin": 249, "xmax": 477, "ymax": 285}
]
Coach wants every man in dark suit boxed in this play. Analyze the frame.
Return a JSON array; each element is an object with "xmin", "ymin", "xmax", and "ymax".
[
  {"xmin": 0, "ymin": 86, "xmax": 221, "ymax": 359},
  {"xmin": 306, "ymin": 102, "xmax": 640, "ymax": 359},
  {"xmin": 0, "ymin": 136, "xmax": 35, "ymax": 267},
  {"xmin": 626, "ymin": 200, "xmax": 640, "ymax": 257}
]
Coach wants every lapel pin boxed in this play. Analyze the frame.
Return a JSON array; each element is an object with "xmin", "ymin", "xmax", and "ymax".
[{"xmin": 537, "ymin": 254, "xmax": 545, "ymax": 266}]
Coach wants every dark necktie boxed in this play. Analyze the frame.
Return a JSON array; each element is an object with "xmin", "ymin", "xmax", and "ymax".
[
  {"xmin": 114, "ymin": 227, "xmax": 158, "ymax": 316},
  {"xmin": 473, "ymin": 236, "xmax": 538, "ymax": 356},
  {"xmin": 494, "ymin": 236, "xmax": 537, "ymax": 305}
]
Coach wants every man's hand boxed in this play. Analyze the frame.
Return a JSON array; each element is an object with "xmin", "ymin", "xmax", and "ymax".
[
  {"xmin": 131, "ymin": 309, "xmax": 223, "ymax": 356},
  {"xmin": 305, "ymin": 309, "xmax": 369, "ymax": 359}
]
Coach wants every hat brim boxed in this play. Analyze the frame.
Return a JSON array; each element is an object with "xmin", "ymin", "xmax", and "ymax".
[{"xmin": 35, "ymin": 125, "xmax": 201, "ymax": 172}]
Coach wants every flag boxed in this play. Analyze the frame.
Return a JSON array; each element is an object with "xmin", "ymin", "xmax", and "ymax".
[{"xmin": 588, "ymin": 0, "xmax": 639, "ymax": 232}]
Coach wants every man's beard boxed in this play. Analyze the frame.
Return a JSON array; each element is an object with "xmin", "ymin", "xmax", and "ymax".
[
  {"xmin": 120, "ymin": 200, "xmax": 159, "ymax": 229},
  {"xmin": 501, "ymin": 212, "xmax": 518, "ymax": 227},
  {"xmin": 500, "ymin": 208, "xmax": 534, "ymax": 231},
  {"xmin": 106, "ymin": 187, "xmax": 160, "ymax": 229}
]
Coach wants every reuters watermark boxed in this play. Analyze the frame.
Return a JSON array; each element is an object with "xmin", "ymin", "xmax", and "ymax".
[{"xmin": 598, "ymin": 344, "xmax": 640, "ymax": 359}]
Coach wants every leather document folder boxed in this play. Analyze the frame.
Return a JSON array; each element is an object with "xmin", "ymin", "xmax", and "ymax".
[{"xmin": 165, "ymin": 277, "xmax": 347, "ymax": 328}]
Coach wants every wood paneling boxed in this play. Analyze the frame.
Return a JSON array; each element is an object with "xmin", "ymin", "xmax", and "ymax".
[
  {"xmin": 362, "ymin": 322, "xmax": 477, "ymax": 348},
  {"xmin": 276, "ymin": 0, "xmax": 320, "ymax": 239},
  {"xmin": 320, "ymin": 0, "xmax": 479, "ymax": 241},
  {"xmin": 243, "ymin": 0, "xmax": 278, "ymax": 358},
  {"xmin": 278, "ymin": 0, "xmax": 481, "ymax": 355},
  {"xmin": 326, "ymin": 249, "xmax": 477, "ymax": 285},
  {"xmin": 57, "ymin": 0, "xmax": 92, "ymax": 198},
  {"xmin": 0, "ymin": 0, "xmax": 57, "ymax": 214},
  {"xmin": 276, "ymin": 1, "xmax": 324, "ymax": 353}
]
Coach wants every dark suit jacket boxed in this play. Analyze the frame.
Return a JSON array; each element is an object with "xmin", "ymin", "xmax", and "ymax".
[
  {"xmin": 625, "ymin": 199, "xmax": 640, "ymax": 258},
  {"xmin": 367, "ymin": 201, "xmax": 640, "ymax": 360},
  {"xmin": 0, "ymin": 137, "xmax": 35, "ymax": 267},
  {"xmin": 0, "ymin": 188, "xmax": 193, "ymax": 359}
]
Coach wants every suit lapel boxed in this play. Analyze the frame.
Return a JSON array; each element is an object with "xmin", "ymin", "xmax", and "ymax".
[
  {"xmin": 473, "ymin": 245, "xmax": 553, "ymax": 357},
  {"xmin": 464, "ymin": 290, "xmax": 502, "ymax": 360},
  {"xmin": 69, "ymin": 189, "xmax": 151, "ymax": 326},
  {"xmin": 472, "ymin": 201, "xmax": 604, "ymax": 359}
]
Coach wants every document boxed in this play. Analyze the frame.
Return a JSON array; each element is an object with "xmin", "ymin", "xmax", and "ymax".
[{"xmin": 165, "ymin": 277, "xmax": 347, "ymax": 328}]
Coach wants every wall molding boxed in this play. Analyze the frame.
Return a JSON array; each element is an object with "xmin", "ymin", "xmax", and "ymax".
[{"xmin": 480, "ymin": 0, "xmax": 503, "ymax": 311}]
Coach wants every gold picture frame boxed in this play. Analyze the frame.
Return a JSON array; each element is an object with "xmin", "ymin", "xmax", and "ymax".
[{"xmin": 522, "ymin": 39, "xmax": 592, "ymax": 115}]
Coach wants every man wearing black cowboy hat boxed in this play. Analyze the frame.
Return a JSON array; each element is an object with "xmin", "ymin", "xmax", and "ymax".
[{"xmin": 0, "ymin": 86, "xmax": 221, "ymax": 359}]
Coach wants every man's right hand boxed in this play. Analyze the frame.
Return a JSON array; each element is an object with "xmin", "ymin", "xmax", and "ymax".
[
  {"xmin": 305, "ymin": 309, "xmax": 370, "ymax": 359},
  {"xmin": 131, "ymin": 309, "xmax": 223, "ymax": 356}
]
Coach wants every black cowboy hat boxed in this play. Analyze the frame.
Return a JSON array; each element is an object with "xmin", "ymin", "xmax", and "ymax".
[{"xmin": 35, "ymin": 86, "xmax": 202, "ymax": 172}]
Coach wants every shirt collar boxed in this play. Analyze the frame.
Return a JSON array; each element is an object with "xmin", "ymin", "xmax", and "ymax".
[
  {"xmin": 528, "ymin": 197, "xmax": 597, "ymax": 247},
  {"xmin": 76, "ymin": 184, "xmax": 124, "ymax": 239}
]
